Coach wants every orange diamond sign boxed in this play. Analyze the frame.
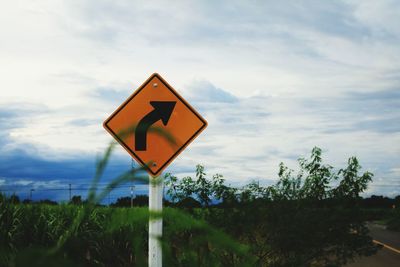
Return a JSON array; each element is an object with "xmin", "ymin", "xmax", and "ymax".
[{"xmin": 103, "ymin": 73, "xmax": 208, "ymax": 176}]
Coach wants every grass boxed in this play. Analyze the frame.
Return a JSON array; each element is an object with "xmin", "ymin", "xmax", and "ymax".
[
  {"xmin": 0, "ymin": 203, "xmax": 252, "ymax": 266},
  {"xmin": 0, "ymin": 125, "xmax": 252, "ymax": 266}
]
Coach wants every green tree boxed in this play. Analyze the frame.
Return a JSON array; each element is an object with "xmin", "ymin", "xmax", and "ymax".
[
  {"xmin": 212, "ymin": 174, "xmax": 238, "ymax": 206},
  {"xmin": 333, "ymin": 157, "xmax": 373, "ymax": 199},
  {"xmin": 194, "ymin": 164, "xmax": 213, "ymax": 206},
  {"xmin": 262, "ymin": 147, "xmax": 376, "ymax": 266},
  {"xmin": 166, "ymin": 147, "xmax": 378, "ymax": 266}
]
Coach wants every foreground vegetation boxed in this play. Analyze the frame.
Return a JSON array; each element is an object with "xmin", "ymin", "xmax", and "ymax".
[
  {"xmin": 0, "ymin": 147, "xmax": 381, "ymax": 266},
  {"xmin": 0, "ymin": 204, "xmax": 252, "ymax": 266}
]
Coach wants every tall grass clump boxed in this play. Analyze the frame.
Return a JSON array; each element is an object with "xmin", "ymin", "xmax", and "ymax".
[{"xmin": 0, "ymin": 125, "xmax": 252, "ymax": 266}]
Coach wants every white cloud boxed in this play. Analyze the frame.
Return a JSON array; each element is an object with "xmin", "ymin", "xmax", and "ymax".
[
  {"xmin": 14, "ymin": 180, "xmax": 35, "ymax": 186},
  {"xmin": 0, "ymin": 0, "xmax": 399, "ymax": 196}
]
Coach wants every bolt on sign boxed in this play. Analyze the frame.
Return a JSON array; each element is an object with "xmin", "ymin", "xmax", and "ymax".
[{"xmin": 103, "ymin": 73, "xmax": 208, "ymax": 176}]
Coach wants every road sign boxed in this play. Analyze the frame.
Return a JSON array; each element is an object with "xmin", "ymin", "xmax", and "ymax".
[{"xmin": 103, "ymin": 73, "xmax": 208, "ymax": 176}]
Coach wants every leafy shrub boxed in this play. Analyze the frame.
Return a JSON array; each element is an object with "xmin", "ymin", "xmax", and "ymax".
[{"xmin": 165, "ymin": 147, "xmax": 379, "ymax": 266}]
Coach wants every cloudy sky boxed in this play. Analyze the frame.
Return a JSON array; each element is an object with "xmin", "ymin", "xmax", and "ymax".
[{"xmin": 0, "ymin": 0, "xmax": 399, "ymax": 201}]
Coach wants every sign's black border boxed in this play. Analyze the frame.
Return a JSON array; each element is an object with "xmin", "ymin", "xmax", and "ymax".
[{"xmin": 103, "ymin": 73, "xmax": 208, "ymax": 176}]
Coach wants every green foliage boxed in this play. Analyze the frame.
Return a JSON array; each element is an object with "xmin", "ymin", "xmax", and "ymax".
[
  {"xmin": 0, "ymin": 203, "xmax": 253, "ymax": 266},
  {"xmin": 334, "ymin": 157, "xmax": 373, "ymax": 199},
  {"xmin": 0, "ymin": 133, "xmax": 252, "ymax": 266},
  {"xmin": 0, "ymin": 146, "xmax": 380, "ymax": 266},
  {"xmin": 165, "ymin": 147, "xmax": 379, "ymax": 266},
  {"xmin": 165, "ymin": 165, "xmax": 237, "ymax": 206}
]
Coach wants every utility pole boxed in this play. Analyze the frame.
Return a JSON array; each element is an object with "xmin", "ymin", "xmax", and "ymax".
[
  {"xmin": 130, "ymin": 185, "xmax": 135, "ymax": 208},
  {"xmin": 69, "ymin": 183, "xmax": 72, "ymax": 202},
  {"xmin": 30, "ymin": 189, "xmax": 35, "ymax": 201}
]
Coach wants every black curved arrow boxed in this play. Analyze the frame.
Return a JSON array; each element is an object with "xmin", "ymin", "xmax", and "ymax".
[{"xmin": 135, "ymin": 101, "xmax": 176, "ymax": 151}]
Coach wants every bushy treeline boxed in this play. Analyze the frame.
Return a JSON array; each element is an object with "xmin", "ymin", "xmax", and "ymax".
[
  {"xmin": 0, "ymin": 147, "xmax": 380, "ymax": 266},
  {"xmin": 4, "ymin": 192, "xmax": 399, "ymax": 210},
  {"xmin": 164, "ymin": 147, "xmax": 379, "ymax": 266},
  {"xmin": 360, "ymin": 195, "xmax": 400, "ymax": 209}
]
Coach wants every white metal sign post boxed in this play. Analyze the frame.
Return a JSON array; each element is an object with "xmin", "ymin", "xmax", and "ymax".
[{"xmin": 149, "ymin": 175, "xmax": 163, "ymax": 267}]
